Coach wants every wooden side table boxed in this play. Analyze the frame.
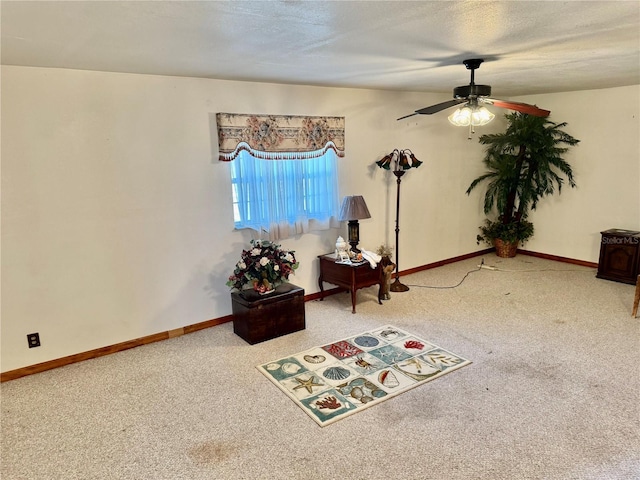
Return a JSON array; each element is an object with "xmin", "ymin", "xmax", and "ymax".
[{"xmin": 317, "ymin": 254, "xmax": 383, "ymax": 314}]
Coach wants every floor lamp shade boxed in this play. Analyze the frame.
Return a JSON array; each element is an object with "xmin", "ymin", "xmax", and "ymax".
[{"xmin": 339, "ymin": 196, "xmax": 371, "ymax": 253}]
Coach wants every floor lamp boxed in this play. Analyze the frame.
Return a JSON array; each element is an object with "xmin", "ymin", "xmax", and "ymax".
[{"xmin": 376, "ymin": 149, "xmax": 423, "ymax": 292}]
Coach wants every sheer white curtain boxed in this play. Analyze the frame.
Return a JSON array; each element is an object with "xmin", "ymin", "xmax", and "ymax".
[{"xmin": 230, "ymin": 147, "xmax": 340, "ymax": 240}]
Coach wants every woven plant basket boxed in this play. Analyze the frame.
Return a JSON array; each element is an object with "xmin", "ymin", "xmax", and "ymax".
[{"xmin": 494, "ymin": 239, "xmax": 518, "ymax": 258}]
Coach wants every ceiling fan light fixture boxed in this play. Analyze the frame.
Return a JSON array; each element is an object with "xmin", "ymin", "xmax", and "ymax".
[
  {"xmin": 471, "ymin": 106, "xmax": 495, "ymax": 126},
  {"xmin": 448, "ymin": 106, "xmax": 472, "ymax": 126},
  {"xmin": 448, "ymin": 105, "xmax": 494, "ymax": 127}
]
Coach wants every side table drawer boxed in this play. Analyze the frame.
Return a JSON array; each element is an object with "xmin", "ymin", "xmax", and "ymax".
[{"xmin": 355, "ymin": 263, "xmax": 381, "ymax": 284}]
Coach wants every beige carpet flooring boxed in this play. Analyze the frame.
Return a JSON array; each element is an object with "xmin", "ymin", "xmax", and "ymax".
[{"xmin": 1, "ymin": 254, "xmax": 639, "ymax": 479}]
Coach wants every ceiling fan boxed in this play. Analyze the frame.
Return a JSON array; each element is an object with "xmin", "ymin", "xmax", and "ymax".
[{"xmin": 398, "ymin": 58, "xmax": 550, "ymax": 122}]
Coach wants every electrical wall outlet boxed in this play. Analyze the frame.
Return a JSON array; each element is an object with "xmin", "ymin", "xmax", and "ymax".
[{"xmin": 27, "ymin": 333, "xmax": 41, "ymax": 348}]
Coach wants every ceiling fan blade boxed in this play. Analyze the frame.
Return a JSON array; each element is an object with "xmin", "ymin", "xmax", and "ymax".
[
  {"xmin": 398, "ymin": 98, "xmax": 467, "ymax": 120},
  {"xmin": 397, "ymin": 112, "xmax": 419, "ymax": 121},
  {"xmin": 483, "ymin": 98, "xmax": 550, "ymax": 117},
  {"xmin": 415, "ymin": 98, "xmax": 467, "ymax": 115}
]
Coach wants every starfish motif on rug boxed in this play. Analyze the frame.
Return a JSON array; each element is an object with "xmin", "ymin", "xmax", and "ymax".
[{"xmin": 293, "ymin": 375, "xmax": 324, "ymax": 394}]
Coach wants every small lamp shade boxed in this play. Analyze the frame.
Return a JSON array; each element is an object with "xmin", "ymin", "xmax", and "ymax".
[
  {"xmin": 338, "ymin": 195, "xmax": 371, "ymax": 222},
  {"xmin": 338, "ymin": 196, "xmax": 371, "ymax": 253}
]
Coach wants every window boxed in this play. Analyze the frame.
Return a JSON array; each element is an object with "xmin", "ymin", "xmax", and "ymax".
[
  {"xmin": 230, "ymin": 147, "xmax": 339, "ymax": 240},
  {"xmin": 217, "ymin": 113, "xmax": 345, "ymax": 240}
]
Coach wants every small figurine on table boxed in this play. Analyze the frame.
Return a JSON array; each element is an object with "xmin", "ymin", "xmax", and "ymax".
[{"xmin": 335, "ymin": 236, "xmax": 351, "ymax": 264}]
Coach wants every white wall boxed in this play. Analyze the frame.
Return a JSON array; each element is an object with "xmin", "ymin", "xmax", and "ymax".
[
  {"xmin": 2, "ymin": 66, "xmax": 637, "ymax": 372},
  {"xmin": 515, "ymin": 86, "xmax": 640, "ymax": 261}
]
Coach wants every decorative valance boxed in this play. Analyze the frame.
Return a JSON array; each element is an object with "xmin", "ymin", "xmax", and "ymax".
[{"xmin": 216, "ymin": 113, "xmax": 345, "ymax": 161}]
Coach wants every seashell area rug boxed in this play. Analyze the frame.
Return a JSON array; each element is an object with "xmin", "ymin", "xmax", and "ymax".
[{"xmin": 257, "ymin": 325, "xmax": 472, "ymax": 426}]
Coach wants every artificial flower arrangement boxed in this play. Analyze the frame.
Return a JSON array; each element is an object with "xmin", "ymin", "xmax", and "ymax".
[{"xmin": 226, "ymin": 239, "xmax": 299, "ymax": 293}]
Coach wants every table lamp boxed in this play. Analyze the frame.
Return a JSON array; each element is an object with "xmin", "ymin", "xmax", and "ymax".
[{"xmin": 338, "ymin": 195, "xmax": 371, "ymax": 254}]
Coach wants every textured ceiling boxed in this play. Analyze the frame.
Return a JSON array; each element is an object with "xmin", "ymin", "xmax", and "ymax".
[{"xmin": 2, "ymin": 1, "xmax": 639, "ymax": 97}]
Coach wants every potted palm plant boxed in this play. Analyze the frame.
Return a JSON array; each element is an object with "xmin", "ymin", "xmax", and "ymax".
[{"xmin": 466, "ymin": 112, "xmax": 580, "ymax": 257}]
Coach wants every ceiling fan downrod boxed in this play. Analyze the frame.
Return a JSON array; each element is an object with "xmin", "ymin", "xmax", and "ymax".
[
  {"xmin": 465, "ymin": 59, "xmax": 483, "ymax": 85},
  {"xmin": 455, "ymin": 59, "xmax": 491, "ymax": 98}
]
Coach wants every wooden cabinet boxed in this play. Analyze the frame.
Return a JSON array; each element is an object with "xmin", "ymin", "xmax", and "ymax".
[
  {"xmin": 318, "ymin": 254, "xmax": 382, "ymax": 314},
  {"xmin": 231, "ymin": 283, "xmax": 305, "ymax": 344},
  {"xmin": 596, "ymin": 229, "xmax": 640, "ymax": 285}
]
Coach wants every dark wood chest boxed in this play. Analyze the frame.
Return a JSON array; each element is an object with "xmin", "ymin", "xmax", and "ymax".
[
  {"xmin": 231, "ymin": 283, "xmax": 305, "ymax": 344},
  {"xmin": 596, "ymin": 229, "xmax": 640, "ymax": 285}
]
